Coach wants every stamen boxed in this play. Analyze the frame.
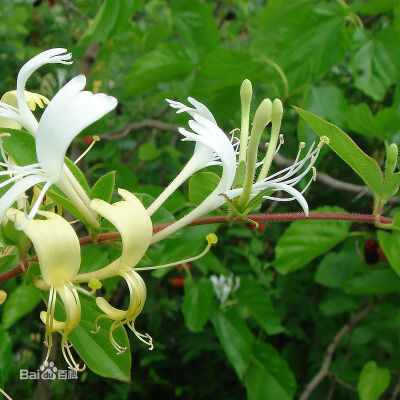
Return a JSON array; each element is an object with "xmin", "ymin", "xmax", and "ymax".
[
  {"xmin": 74, "ymin": 135, "xmax": 100, "ymax": 164},
  {"xmin": 274, "ymin": 134, "xmax": 284, "ymax": 155},
  {"xmin": 135, "ymin": 234, "xmax": 218, "ymax": 271}
]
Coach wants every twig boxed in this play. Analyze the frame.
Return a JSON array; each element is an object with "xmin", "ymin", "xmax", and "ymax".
[
  {"xmin": 59, "ymin": 0, "xmax": 89, "ymax": 21},
  {"xmin": 299, "ymin": 296, "xmax": 388, "ymax": 400},
  {"xmin": 100, "ymin": 120, "xmax": 179, "ymax": 141},
  {"xmin": 0, "ymin": 212, "xmax": 393, "ymax": 284},
  {"xmin": 327, "ymin": 373, "xmax": 357, "ymax": 393}
]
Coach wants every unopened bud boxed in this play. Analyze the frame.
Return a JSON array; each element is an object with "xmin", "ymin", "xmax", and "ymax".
[
  {"xmin": 240, "ymin": 79, "xmax": 253, "ymax": 108},
  {"xmin": 0, "ymin": 290, "xmax": 7, "ymax": 305},
  {"xmin": 385, "ymin": 143, "xmax": 398, "ymax": 177},
  {"xmin": 271, "ymin": 99, "xmax": 283, "ymax": 124},
  {"xmin": 253, "ymin": 98, "xmax": 272, "ymax": 133}
]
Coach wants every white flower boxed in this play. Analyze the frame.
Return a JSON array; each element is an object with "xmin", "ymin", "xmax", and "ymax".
[
  {"xmin": 147, "ymin": 97, "xmax": 224, "ymax": 216},
  {"xmin": 210, "ymin": 274, "xmax": 240, "ymax": 305},
  {"xmin": 151, "ymin": 97, "xmax": 325, "ymax": 243},
  {"xmin": 0, "ymin": 49, "xmax": 117, "ymax": 227}
]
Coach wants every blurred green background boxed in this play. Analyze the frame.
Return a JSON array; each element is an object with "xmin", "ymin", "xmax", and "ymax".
[{"xmin": 1, "ymin": 1, "xmax": 400, "ymax": 399}]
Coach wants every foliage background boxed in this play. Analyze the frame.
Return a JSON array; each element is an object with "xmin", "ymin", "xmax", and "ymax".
[{"xmin": 0, "ymin": 0, "xmax": 400, "ymax": 399}]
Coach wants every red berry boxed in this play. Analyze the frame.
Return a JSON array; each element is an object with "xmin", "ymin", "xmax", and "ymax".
[
  {"xmin": 257, "ymin": 222, "xmax": 265, "ymax": 233},
  {"xmin": 48, "ymin": 0, "xmax": 55, "ymax": 7},
  {"xmin": 84, "ymin": 136, "xmax": 93, "ymax": 145},
  {"xmin": 171, "ymin": 278, "xmax": 185, "ymax": 288},
  {"xmin": 364, "ymin": 238, "xmax": 379, "ymax": 264}
]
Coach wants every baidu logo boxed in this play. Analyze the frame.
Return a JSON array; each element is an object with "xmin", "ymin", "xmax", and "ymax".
[{"xmin": 20, "ymin": 361, "xmax": 78, "ymax": 380}]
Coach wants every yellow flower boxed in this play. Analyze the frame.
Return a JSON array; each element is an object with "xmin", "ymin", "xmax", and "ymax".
[
  {"xmin": 0, "ymin": 90, "xmax": 49, "ymax": 130},
  {"xmin": 90, "ymin": 189, "xmax": 153, "ymax": 353},
  {"xmin": 6, "ymin": 208, "xmax": 83, "ymax": 370}
]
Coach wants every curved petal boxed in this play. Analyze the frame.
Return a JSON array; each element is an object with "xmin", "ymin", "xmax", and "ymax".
[
  {"xmin": 35, "ymin": 75, "xmax": 117, "ymax": 178},
  {"xmin": 167, "ymin": 97, "xmax": 216, "ymax": 123},
  {"xmin": 0, "ymin": 175, "xmax": 47, "ymax": 221},
  {"xmin": 90, "ymin": 189, "xmax": 152, "ymax": 269},
  {"xmin": 17, "ymin": 48, "xmax": 72, "ymax": 135},
  {"xmin": 7, "ymin": 209, "xmax": 81, "ymax": 286}
]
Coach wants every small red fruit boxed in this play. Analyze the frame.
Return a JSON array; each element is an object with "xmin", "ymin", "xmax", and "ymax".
[
  {"xmin": 257, "ymin": 222, "xmax": 265, "ymax": 233},
  {"xmin": 48, "ymin": 0, "xmax": 55, "ymax": 7},
  {"xmin": 83, "ymin": 136, "xmax": 93, "ymax": 145},
  {"xmin": 171, "ymin": 278, "xmax": 185, "ymax": 288}
]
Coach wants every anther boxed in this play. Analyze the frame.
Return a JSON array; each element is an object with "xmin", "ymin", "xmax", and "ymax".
[{"xmin": 312, "ymin": 167, "xmax": 317, "ymax": 181}]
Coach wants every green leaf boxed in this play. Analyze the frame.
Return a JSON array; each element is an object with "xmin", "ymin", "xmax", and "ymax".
[
  {"xmin": 252, "ymin": 0, "xmax": 347, "ymax": 89},
  {"xmin": 171, "ymin": 0, "xmax": 218, "ymax": 52},
  {"xmin": 182, "ymin": 277, "xmax": 214, "ymax": 332},
  {"xmin": 1, "ymin": 129, "xmax": 36, "ymax": 166},
  {"xmin": 188, "ymin": 171, "xmax": 220, "ymax": 205},
  {"xmin": 295, "ymin": 107, "xmax": 384, "ymax": 195},
  {"xmin": 24, "ymin": 262, "xmax": 41, "ymax": 286},
  {"xmin": 298, "ymin": 85, "xmax": 348, "ymax": 144},
  {"xmin": 135, "ymin": 192, "xmax": 175, "ymax": 225},
  {"xmin": 237, "ymin": 276, "xmax": 284, "ymax": 335},
  {"xmin": 2, "ymin": 285, "xmax": 41, "ymax": 329},
  {"xmin": 245, "ymin": 342, "xmax": 297, "ymax": 400},
  {"xmin": 346, "ymin": 103, "xmax": 387, "ymax": 140},
  {"xmin": 68, "ymin": 296, "xmax": 131, "ymax": 382},
  {"xmin": 138, "ymin": 142, "xmax": 162, "ymax": 162},
  {"xmin": 358, "ymin": 361, "xmax": 390, "ymax": 400},
  {"xmin": 314, "ymin": 248, "xmax": 361, "ymax": 288},
  {"xmin": 125, "ymin": 44, "xmax": 195, "ymax": 95},
  {"xmin": 211, "ymin": 308, "xmax": 254, "ymax": 378},
  {"xmin": 319, "ymin": 290, "xmax": 359, "ymax": 316},
  {"xmin": 89, "ymin": 171, "xmax": 115, "ymax": 202},
  {"xmin": 350, "ymin": 27, "xmax": 400, "ymax": 101},
  {"xmin": 274, "ymin": 206, "xmax": 351, "ymax": 274},
  {"xmin": 377, "ymin": 231, "xmax": 400, "ymax": 275},
  {"xmin": 64, "ymin": 158, "xmax": 90, "ymax": 193},
  {"xmin": 80, "ymin": 0, "xmax": 140, "ymax": 44},
  {"xmin": 0, "ymin": 329, "xmax": 12, "ymax": 382},
  {"xmin": 343, "ymin": 269, "xmax": 400, "ymax": 295}
]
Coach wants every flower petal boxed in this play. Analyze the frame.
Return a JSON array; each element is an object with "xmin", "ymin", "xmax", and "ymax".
[
  {"xmin": 36, "ymin": 75, "xmax": 117, "ymax": 177},
  {"xmin": 0, "ymin": 175, "xmax": 47, "ymax": 221},
  {"xmin": 90, "ymin": 189, "xmax": 152, "ymax": 269},
  {"xmin": 7, "ymin": 209, "xmax": 81, "ymax": 286},
  {"xmin": 17, "ymin": 48, "xmax": 72, "ymax": 135}
]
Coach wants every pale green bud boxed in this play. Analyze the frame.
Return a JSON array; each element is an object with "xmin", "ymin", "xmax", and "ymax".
[
  {"xmin": 240, "ymin": 79, "xmax": 253, "ymax": 108},
  {"xmin": 252, "ymin": 98, "xmax": 272, "ymax": 135}
]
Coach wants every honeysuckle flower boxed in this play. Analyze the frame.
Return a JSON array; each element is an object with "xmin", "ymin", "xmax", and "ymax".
[
  {"xmin": 89, "ymin": 189, "xmax": 154, "ymax": 353},
  {"xmin": 147, "ymin": 97, "xmax": 223, "ymax": 216},
  {"xmin": 151, "ymin": 95, "xmax": 326, "ymax": 243},
  {"xmin": 6, "ymin": 208, "xmax": 83, "ymax": 371},
  {"xmin": 210, "ymin": 274, "xmax": 240, "ymax": 305},
  {"xmin": 0, "ymin": 90, "xmax": 49, "ymax": 130},
  {"xmin": 0, "ymin": 48, "xmax": 117, "ymax": 227}
]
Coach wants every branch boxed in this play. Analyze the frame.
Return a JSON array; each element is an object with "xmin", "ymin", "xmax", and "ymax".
[
  {"xmin": 299, "ymin": 296, "xmax": 388, "ymax": 400},
  {"xmin": 0, "ymin": 213, "xmax": 392, "ymax": 284},
  {"xmin": 100, "ymin": 120, "xmax": 179, "ymax": 141}
]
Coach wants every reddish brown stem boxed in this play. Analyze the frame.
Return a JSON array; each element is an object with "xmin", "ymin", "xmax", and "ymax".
[{"xmin": 0, "ymin": 212, "xmax": 392, "ymax": 283}]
